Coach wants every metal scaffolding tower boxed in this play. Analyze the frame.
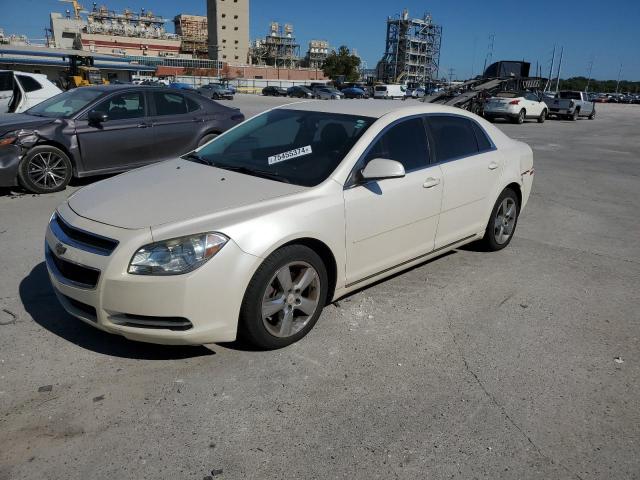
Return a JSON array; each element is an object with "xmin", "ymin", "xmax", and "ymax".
[
  {"xmin": 250, "ymin": 22, "xmax": 300, "ymax": 68},
  {"xmin": 378, "ymin": 9, "xmax": 442, "ymax": 85}
]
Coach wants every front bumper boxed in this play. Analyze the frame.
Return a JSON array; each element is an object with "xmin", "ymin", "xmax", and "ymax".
[
  {"xmin": 0, "ymin": 145, "xmax": 21, "ymax": 187},
  {"xmin": 45, "ymin": 202, "xmax": 261, "ymax": 345}
]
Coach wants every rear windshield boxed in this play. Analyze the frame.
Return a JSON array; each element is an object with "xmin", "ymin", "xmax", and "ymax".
[
  {"xmin": 375, "ymin": 86, "xmax": 387, "ymax": 91},
  {"xmin": 495, "ymin": 91, "xmax": 519, "ymax": 98},
  {"xmin": 193, "ymin": 109, "xmax": 375, "ymax": 187},
  {"xmin": 558, "ymin": 91, "xmax": 581, "ymax": 100}
]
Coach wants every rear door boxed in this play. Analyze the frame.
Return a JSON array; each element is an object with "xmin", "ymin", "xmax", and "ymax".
[
  {"xmin": 15, "ymin": 75, "xmax": 45, "ymax": 111},
  {"xmin": 0, "ymin": 72, "xmax": 14, "ymax": 112},
  {"xmin": 426, "ymin": 115, "xmax": 502, "ymax": 249},
  {"xmin": 149, "ymin": 90, "xmax": 203, "ymax": 160},
  {"xmin": 75, "ymin": 89, "xmax": 155, "ymax": 172},
  {"xmin": 344, "ymin": 117, "xmax": 443, "ymax": 284}
]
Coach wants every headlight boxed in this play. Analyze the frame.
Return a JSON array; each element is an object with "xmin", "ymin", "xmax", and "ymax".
[
  {"xmin": 128, "ymin": 232, "xmax": 228, "ymax": 275},
  {"xmin": 0, "ymin": 129, "xmax": 35, "ymax": 146}
]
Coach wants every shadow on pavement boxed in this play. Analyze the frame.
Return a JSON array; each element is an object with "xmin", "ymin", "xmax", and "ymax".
[{"xmin": 20, "ymin": 262, "xmax": 214, "ymax": 360}]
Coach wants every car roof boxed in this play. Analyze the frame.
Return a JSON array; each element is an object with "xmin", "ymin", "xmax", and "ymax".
[{"xmin": 280, "ymin": 100, "xmax": 467, "ymax": 119}]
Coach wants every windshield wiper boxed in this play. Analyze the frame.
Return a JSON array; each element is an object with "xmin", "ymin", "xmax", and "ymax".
[
  {"xmin": 214, "ymin": 164, "xmax": 291, "ymax": 183},
  {"xmin": 182, "ymin": 152, "xmax": 212, "ymax": 166}
]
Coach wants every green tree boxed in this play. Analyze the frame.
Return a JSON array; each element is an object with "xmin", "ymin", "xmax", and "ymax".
[{"xmin": 322, "ymin": 46, "xmax": 361, "ymax": 82}]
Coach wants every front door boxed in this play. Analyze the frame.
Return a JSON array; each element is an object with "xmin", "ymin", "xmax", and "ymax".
[
  {"xmin": 75, "ymin": 90, "xmax": 154, "ymax": 172},
  {"xmin": 344, "ymin": 117, "xmax": 443, "ymax": 285}
]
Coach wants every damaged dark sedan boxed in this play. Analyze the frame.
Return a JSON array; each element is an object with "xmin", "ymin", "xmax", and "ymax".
[{"xmin": 0, "ymin": 85, "xmax": 244, "ymax": 193}]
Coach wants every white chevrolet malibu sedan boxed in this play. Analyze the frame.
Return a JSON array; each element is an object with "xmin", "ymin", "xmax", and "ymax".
[{"xmin": 45, "ymin": 101, "xmax": 534, "ymax": 349}]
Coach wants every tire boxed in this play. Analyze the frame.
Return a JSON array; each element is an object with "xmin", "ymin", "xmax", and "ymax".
[
  {"xmin": 588, "ymin": 109, "xmax": 596, "ymax": 120},
  {"xmin": 513, "ymin": 109, "xmax": 526, "ymax": 124},
  {"xmin": 479, "ymin": 188, "xmax": 520, "ymax": 252},
  {"xmin": 238, "ymin": 245, "xmax": 329, "ymax": 349},
  {"xmin": 197, "ymin": 133, "xmax": 218, "ymax": 147},
  {"xmin": 571, "ymin": 109, "xmax": 579, "ymax": 121},
  {"xmin": 18, "ymin": 145, "xmax": 72, "ymax": 194},
  {"xmin": 537, "ymin": 109, "xmax": 547, "ymax": 123}
]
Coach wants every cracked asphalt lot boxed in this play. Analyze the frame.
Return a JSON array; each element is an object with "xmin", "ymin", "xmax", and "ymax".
[{"xmin": 0, "ymin": 99, "xmax": 638, "ymax": 479}]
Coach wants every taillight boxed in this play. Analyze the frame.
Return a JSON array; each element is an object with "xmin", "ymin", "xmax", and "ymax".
[{"xmin": 509, "ymin": 99, "xmax": 520, "ymax": 105}]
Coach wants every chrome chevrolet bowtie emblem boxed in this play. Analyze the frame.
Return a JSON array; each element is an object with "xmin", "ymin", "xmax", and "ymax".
[{"xmin": 55, "ymin": 242, "xmax": 67, "ymax": 256}]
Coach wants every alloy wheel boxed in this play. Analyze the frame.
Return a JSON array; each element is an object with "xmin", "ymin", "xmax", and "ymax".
[
  {"xmin": 261, "ymin": 261, "xmax": 321, "ymax": 338},
  {"xmin": 494, "ymin": 198, "xmax": 517, "ymax": 245},
  {"xmin": 27, "ymin": 151, "xmax": 68, "ymax": 190}
]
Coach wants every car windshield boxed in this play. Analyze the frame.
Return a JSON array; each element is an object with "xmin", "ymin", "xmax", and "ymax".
[
  {"xmin": 26, "ymin": 88, "xmax": 104, "ymax": 118},
  {"xmin": 191, "ymin": 109, "xmax": 375, "ymax": 187}
]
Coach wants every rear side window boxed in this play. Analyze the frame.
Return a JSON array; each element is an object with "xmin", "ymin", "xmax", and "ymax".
[
  {"xmin": 0, "ymin": 72, "xmax": 13, "ymax": 91},
  {"xmin": 363, "ymin": 117, "xmax": 429, "ymax": 172},
  {"xmin": 153, "ymin": 91, "xmax": 192, "ymax": 116},
  {"xmin": 426, "ymin": 115, "xmax": 480, "ymax": 162},
  {"xmin": 17, "ymin": 75, "xmax": 42, "ymax": 92},
  {"xmin": 471, "ymin": 122, "xmax": 493, "ymax": 152}
]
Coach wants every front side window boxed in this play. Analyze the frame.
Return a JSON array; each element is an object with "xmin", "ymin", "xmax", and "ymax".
[
  {"xmin": 362, "ymin": 118, "xmax": 429, "ymax": 172},
  {"xmin": 26, "ymin": 88, "xmax": 104, "ymax": 118},
  {"xmin": 153, "ymin": 91, "xmax": 189, "ymax": 115},
  {"xmin": 193, "ymin": 109, "xmax": 375, "ymax": 187},
  {"xmin": 92, "ymin": 91, "xmax": 145, "ymax": 120},
  {"xmin": 426, "ymin": 115, "xmax": 480, "ymax": 162}
]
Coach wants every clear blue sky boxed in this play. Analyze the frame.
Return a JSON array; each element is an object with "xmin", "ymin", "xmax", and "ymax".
[{"xmin": 2, "ymin": 0, "xmax": 638, "ymax": 80}]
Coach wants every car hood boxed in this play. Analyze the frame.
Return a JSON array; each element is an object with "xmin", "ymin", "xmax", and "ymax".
[
  {"xmin": 0, "ymin": 113, "xmax": 55, "ymax": 136},
  {"xmin": 67, "ymin": 158, "xmax": 307, "ymax": 230}
]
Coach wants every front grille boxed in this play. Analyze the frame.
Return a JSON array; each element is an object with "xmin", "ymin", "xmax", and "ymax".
[
  {"xmin": 111, "ymin": 314, "xmax": 193, "ymax": 331},
  {"xmin": 52, "ymin": 214, "xmax": 119, "ymax": 256},
  {"xmin": 46, "ymin": 246, "xmax": 100, "ymax": 288},
  {"xmin": 60, "ymin": 293, "xmax": 97, "ymax": 321}
]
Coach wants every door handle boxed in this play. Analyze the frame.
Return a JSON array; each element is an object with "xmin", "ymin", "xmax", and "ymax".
[
  {"xmin": 488, "ymin": 162, "xmax": 499, "ymax": 170},
  {"xmin": 423, "ymin": 177, "xmax": 440, "ymax": 188}
]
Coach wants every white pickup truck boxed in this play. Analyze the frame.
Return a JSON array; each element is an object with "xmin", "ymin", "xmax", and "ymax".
[{"xmin": 544, "ymin": 91, "xmax": 596, "ymax": 120}]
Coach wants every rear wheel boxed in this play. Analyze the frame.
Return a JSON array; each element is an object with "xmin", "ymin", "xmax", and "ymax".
[
  {"xmin": 537, "ymin": 109, "xmax": 547, "ymax": 123},
  {"xmin": 571, "ymin": 108, "xmax": 579, "ymax": 121},
  {"xmin": 513, "ymin": 109, "xmax": 526, "ymax": 124},
  {"xmin": 239, "ymin": 245, "xmax": 328, "ymax": 349},
  {"xmin": 588, "ymin": 109, "xmax": 596, "ymax": 120},
  {"xmin": 480, "ymin": 188, "xmax": 519, "ymax": 251},
  {"xmin": 197, "ymin": 133, "xmax": 218, "ymax": 147},
  {"xmin": 18, "ymin": 145, "xmax": 72, "ymax": 194}
]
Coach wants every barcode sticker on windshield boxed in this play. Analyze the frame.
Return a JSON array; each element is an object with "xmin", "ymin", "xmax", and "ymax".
[{"xmin": 268, "ymin": 146, "xmax": 312, "ymax": 165}]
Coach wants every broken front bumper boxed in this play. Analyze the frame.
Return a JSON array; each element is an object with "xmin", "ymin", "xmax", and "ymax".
[{"xmin": 0, "ymin": 145, "xmax": 21, "ymax": 187}]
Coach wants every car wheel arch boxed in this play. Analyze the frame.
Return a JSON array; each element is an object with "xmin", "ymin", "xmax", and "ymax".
[
  {"xmin": 503, "ymin": 182, "xmax": 522, "ymax": 212},
  {"xmin": 29, "ymin": 140, "xmax": 78, "ymax": 175}
]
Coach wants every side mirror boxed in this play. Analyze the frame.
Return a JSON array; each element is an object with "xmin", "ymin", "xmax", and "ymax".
[
  {"xmin": 360, "ymin": 158, "xmax": 405, "ymax": 182},
  {"xmin": 88, "ymin": 110, "xmax": 108, "ymax": 125}
]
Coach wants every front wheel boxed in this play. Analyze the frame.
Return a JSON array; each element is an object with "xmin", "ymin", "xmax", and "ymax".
[
  {"xmin": 588, "ymin": 109, "xmax": 596, "ymax": 120},
  {"xmin": 480, "ymin": 188, "xmax": 519, "ymax": 251},
  {"xmin": 18, "ymin": 145, "xmax": 72, "ymax": 194},
  {"xmin": 238, "ymin": 245, "xmax": 328, "ymax": 349}
]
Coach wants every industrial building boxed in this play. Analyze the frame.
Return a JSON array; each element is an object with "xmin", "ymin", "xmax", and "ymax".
[
  {"xmin": 376, "ymin": 9, "xmax": 442, "ymax": 86},
  {"xmin": 305, "ymin": 40, "xmax": 330, "ymax": 70},
  {"xmin": 206, "ymin": 0, "xmax": 250, "ymax": 63},
  {"xmin": 250, "ymin": 22, "xmax": 300, "ymax": 68},
  {"xmin": 174, "ymin": 14, "xmax": 208, "ymax": 58}
]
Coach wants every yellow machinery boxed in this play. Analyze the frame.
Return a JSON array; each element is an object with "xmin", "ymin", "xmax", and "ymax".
[{"xmin": 60, "ymin": 55, "xmax": 109, "ymax": 89}]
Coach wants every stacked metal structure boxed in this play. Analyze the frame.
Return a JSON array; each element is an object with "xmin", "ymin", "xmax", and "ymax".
[
  {"xmin": 174, "ymin": 14, "xmax": 208, "ymax": 58},
  {"xmin": 305, "ymin": 40, "xmax": 330, "ymax": 70},
  {"xmin": 377, "ymin": 9, "xmax": 442, "ymax": 86},
  {"xmin": 85, "ymin": 4, "xmax": 177, "ymax": 40},
  {"xmin": 250, "ymin": 22, "xmax": 300, "ymax": 68}
]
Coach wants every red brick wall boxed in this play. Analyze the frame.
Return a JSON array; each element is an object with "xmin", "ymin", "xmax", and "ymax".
[{"xmin": 229, "ymin": 66, "xmax": 327, "ymax": 81}]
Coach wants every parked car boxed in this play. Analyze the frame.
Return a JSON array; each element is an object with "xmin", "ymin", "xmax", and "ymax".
[
  {"xmin": 374, "ymin": 84, "xmax": 407, "ymax": 99},
  {"xmin": 198, "ymin": 83, "xmax": 234, "ymax": 100},
  {"xmin": 484, "ymin": 91, "xmax": 548, "ymax": 124},
  {"xmin": 0, "ymin": 70, "xmax": 62, "ymax": 113},
  {"xmin": 544, "ymin": 91, "xmax": 596, "ymax": 120},
  {"xmin": 412, "ymin": 87, "xmax": 427, "ymax": 98},
  {"xmin": 213, "ymin": 82, "xmax": 236, "ymax": 94},
  {"xmin": 342, "ymin": 87, "xmax": 369, "ymax": 99},
  {"xmin": 169, "ymin": 82, "xmax": 196, "ymax": 90},
  {"xmin": 287, "ymin": 85, "xmax": 313, "ymax": 98},
  {"xmin": 315, "ymin": 87, "xmax": 344, "ymax": 100},
  {"xmin": 44, "ymin": 102, "xmax": 533, "ymax": 348},
  {"xmin": 0, "ymin": 85, "xmax": 244, "ymax": 193},
  {"xmin": 262, "ymin": 86, "xmax": 288, "ymax": 97}
]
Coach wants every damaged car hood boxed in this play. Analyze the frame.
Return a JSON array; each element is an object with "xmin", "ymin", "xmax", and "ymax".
[
  {"xmin": 68, "ymin": 158, "xmax": 307, "ymax": 229},
  {"xmin": 0, "ymin": 114, "xmax": 55, "ymax": 136}
]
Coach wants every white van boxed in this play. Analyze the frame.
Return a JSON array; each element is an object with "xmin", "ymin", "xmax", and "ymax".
[
  {"xmin": 373, "ymin": 84, "xmax": 406, "ymax": 100},
  {"xmin": 0, "ymin": 71, "xmax": 62, "ymax": 113}
]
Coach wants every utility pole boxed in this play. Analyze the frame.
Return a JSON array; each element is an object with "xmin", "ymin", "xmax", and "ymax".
[
  {"xmin": 482, "ymin": 34, "xmax": 495, "ymax": 74},
  {"xmin": 555, "ymin": 46, "xmax": 564, "ymax": 93},
  {"xmin": 615, "ymin": 63, "xmax": 623, "ymax": 93},
  {"xmin": 448, "ymin": 68, "xmax": 455, "ymax": 85},
  {"xmin": 585, "ymin": 56, "xmax": 594, "ymax": 92},
  {"xmin": 470, "ymin": 35, "xmax": 477, "ymax": 78},
  {"xmin": 545, "ymin": 45, "xmax": 556, "ymax": 92}
]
